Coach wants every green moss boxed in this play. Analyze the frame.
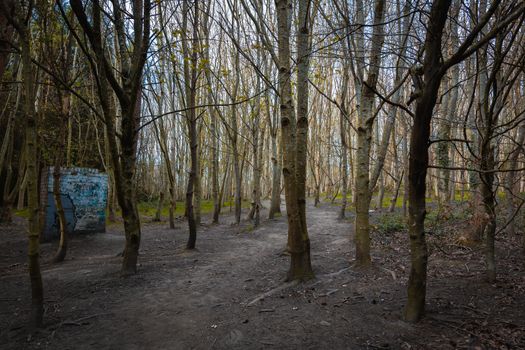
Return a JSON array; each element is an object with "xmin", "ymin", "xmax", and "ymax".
[
  {"xmin": 133, "ymin": 199, "xmax": 251, "ymax": 219},
  {"xmin": 222, "ymin": 199, "xmax": 251, "ymax": 209},
  {"xmin": 243, "ymin": 223, "xmax": 255, "ymax": 233},
  {"xmin": 14, "ymin": 208, "xmax": 30, "ymax": 218},
  {"xmin": 200, "ymin": 200, "xmax": 215, "ymax": 213},
  {"xmin": 380, "ymin": 194, "xmax": 403, "ymax": 209},
  {"xmin": 454, "ymin": 191, "xmax": 470, "ymax": 201}
]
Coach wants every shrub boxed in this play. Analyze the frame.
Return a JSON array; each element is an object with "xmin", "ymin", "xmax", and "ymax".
[{"xmin": 375, "ymin": 213, "xmax": 405, "ymax": 234}]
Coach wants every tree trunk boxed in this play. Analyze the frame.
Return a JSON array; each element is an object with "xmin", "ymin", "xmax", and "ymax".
[
  {"xmin": 293, "ymin": 0, "xmax": 314, "ymax": 280},
  {"xmin": 116, "ymin": 101, "xmax": 142, "ymax": 275},
  {"xmin": 477, "ymin": 29, "xmax": 509, "ymax": 283},
  {"xmin": 405, "ymin": 0, "xmax": 450, "ymax": 323},
  {"xmin": 0, "ymin": 111, "xmax": 15, "ymax": 223},
  {"xmin": 153, "ymin": 191, "xmax": 164, "ymax": 222},
  {"xmin": 249, "ymin": 105, "xmax": 261, "ymax": 226},
  {"xmin": 52, "ymin": 91, "xmax": 70, "ymax": 263},
  {"xmin": 194, "ymin": 129, "xmax": 202, "ymax": 225},
  {"xmin": 275, "ymin": 0, "xmax": 314, "ymax": 281},
  {"xmin": 52, "ymin": 164, "xmax": 68, "ymax": 263},
  {"xmin": 182, "ymin": 0, "xmax": 199, "ymax": 249},
  {"xmin": 152, "ymin": 117, "xmax": 176, "ymax": 228},
  {"xmin": 268, "ymin": 129, "xmax": 281, "ymax": 218},
  {"xmin": 353, "ymin": 0, "xmax": 385, "ymax": 266},
  {"xmin": 211, "ymin": 114, "xmax": 220, "ymax": 224},
  {"xmin": 70, "ymin": 0, "xmax": 150, "ymax": 275},
  {"xmin": 0, "ymin": 64, "xmax": 21, "ymax": 223},
  {"xmin": 436, "ymin": 37, "xmax": 459, "ymax": 206},
  {"xmin": 0, "ymin": 6, "xmax": 13, "ymax": 79},
  {"xmin": 232, "ymin": 143, "xmax": 242, "ymax": 224},
  {"xmin": 480, "ymin": 151, "xmax": 496, "ymax": 282},
  {"xmin": 231, "ymin": 60, "xmax": 242, "ymax": 224},
  {"xmin": 201, "ymin": 5, "xmax": 220, "ymax": 224},
  {"xmin": 103, "ymin": 118, "xmax": 116, "ymax": 223},
  {"xmin": 389, "ymin": 170, "xmax": 404, "ymax": 213},
  {"xmin": 504, "ymin": 124, "xmax": 525, "ymax": 235},
  {"xmin": 375, "ymin": 174, "xmax": 385, "ymax": 210},
  {"xmin": 339, "ymin": 60, "xmax": 350, "ymax": 219},
  {"xmin": 19, "ymin": 15, "xmax": 44, "ymax": 326}
]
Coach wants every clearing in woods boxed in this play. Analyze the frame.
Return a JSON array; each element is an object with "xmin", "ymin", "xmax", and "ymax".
[{"xmin": 1, "ymin": 202, "xmax": 524, "ymax": 349}]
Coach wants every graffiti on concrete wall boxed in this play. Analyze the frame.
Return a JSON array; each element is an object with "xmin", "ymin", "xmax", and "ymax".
[{"xmin": 41, "ymin": 167, "xmax": 108, "ymax": 241}]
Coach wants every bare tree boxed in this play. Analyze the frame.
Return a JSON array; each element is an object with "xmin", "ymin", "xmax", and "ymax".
[
  {"xmin": 69, "ymin": 0, "xmax": 151, "ymax": 274},
  {"xmin": 404, "ymin": 0, "xmax": 524, "ymax": 322}
]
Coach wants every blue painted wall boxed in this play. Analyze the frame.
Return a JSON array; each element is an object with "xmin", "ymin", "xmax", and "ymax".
[{"xmin": 42, "ymin": 167, "xmax": 108, "ymax": 241}]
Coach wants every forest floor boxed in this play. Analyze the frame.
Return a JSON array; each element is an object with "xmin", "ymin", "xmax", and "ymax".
[{"xmin": 1, "ymin": 200, "xmax": 524, "ymax": 349}]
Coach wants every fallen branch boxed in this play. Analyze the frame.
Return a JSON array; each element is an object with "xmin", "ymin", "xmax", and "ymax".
[
  {"xmin": 322, "ymin": 267, "xmax": 350, "ymax": 279},
  {"xmin": 55, "ymin": 313, "xmax": 113, "ymax": 329},
  {"xmin": 258, "ymin": 308, "xmax": 275, "ymax": 313},
  {"xmin": 380, "ymin": 267, "xmax": 397, "ymax": 281},
  {"xmin": 48, "ymin": 312, "xmax": 113, "ymax": 340},
  {"xmin": 244, "ymin": 280, "xmax": 300, "ymax": 307},
  {"xmin": 317, "ymin": 288, "xmax": 339, "ymax": 298},
  {"xmin": 258, "ymin": 340, "xmax": 276, "ymax": 346}
]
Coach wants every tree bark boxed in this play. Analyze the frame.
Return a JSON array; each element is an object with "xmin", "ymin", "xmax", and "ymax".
[
  {"xmin": 182, "ymin": 0, "xmax": 199, "ymax": 248},
  {"xmin": 353, "ymin": 0, "xmax": 385, "ymax": 266},
  {"xmin": 405, "ymin": 0, "xmax": 451, "ymax": 323},
  {"xmin": 294, "ymin": 0, "xmax": 314, "ymax": 280},
  {"xmin": 4, "ymin": 0, "xmax": 45, "ymax": 325},
  {"xmin": 504, "ymin": 124, "xmax": 525, "ymax": 235},
  {"xmin": 70, "ymin": 0, "xmax": 150, "ymax": 275},
  {"xmin": 153, "ymin": 191, "xmax": 164, "ymax": 222},
  {"xmin": 339, "ymin": 59, "xmax": 350, "ymax": 219},
  {"xmin": 200, "ymin": 2, "xmax": 220, "ymax": 224},
  {"xmin": 0, "ymin": 65, "xmax": 21, "ymax": 223},
  {"xmin": 249, "ymin": 73, "xmax": 262, "ymax": 226},
  {"xmin": 275, "ymin": 0, "xmax": 314, "ymax": 281},
  {"xmin": 52, "ymin": 91, "xmax": 70, "ymax": 263},
  {"xmin": 268, "ymin": 122, "xmax": 281, "ymax": 218},
  {"xmin": 436, "ymin": 11, "xmax": 459, "ymax": 206}
]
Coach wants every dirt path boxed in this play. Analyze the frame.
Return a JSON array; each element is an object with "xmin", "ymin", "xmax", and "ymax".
[{"xmin": 1, "ymin": 202, "xmax": 524, "ymax": 349}]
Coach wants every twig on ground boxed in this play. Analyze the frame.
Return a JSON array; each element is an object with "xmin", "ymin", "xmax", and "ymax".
[
  {"xmin": 56, "ymin": 313, "xmax": 113, "ymax": 329},
  {"xmin": 258, "ymin": 308, "xmax": 275, "ymax": 313},
  {"xmin": 244, "ymin": 280, "xmax": 300, "ymax": 307},
  {"xmin": 258, "ymin": 340, "xmax": 276, "ymax": 345},
  {"xmin": 380, "ymin": 267, "xmax": 397, "ymax": 280},
  {"xmin": 323, "ymin": 267, "xmax": 350, "ymax": 279}
]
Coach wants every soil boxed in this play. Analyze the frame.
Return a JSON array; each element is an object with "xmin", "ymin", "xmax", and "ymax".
[{"xmin": 1, "ymin": 201, "xmax": 524, "ymax": 349}]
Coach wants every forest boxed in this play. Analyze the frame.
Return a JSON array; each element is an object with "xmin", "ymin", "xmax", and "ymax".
[{"xmin": 1, "ymin": 0, "xmax": 525, "ymax": 348}]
